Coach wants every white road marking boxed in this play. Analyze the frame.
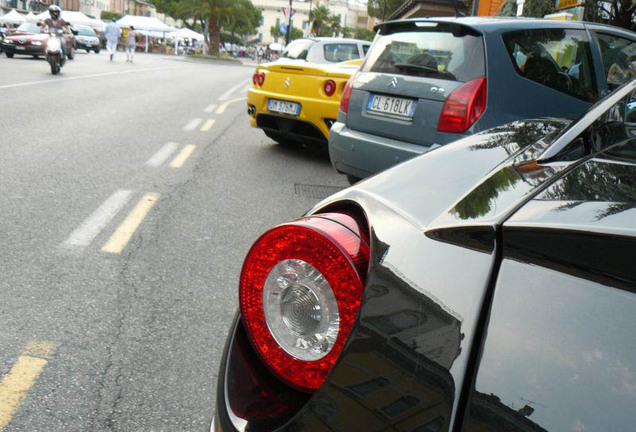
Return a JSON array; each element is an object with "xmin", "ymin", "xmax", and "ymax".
[
  {"xmin": 204, "ymin": 104, "xmax": 217, "ymax": 113},
  {"xmin": 62, "ymin": 190, "xmax": 132, "ymax": 248},
  {"xmin": 183, "ymin": 118, "xmax": 202, "ymax": 131},
  {"xmin": 146, "ymin": 142, "xmax": 179, "ymax": 167},
  {"xmin": 0, "ymin": 67, "xmax": 172, "ymax": 91},
  {"xmin": 218, "ymin": 79, "xmax": 251, "ymax": 101}
]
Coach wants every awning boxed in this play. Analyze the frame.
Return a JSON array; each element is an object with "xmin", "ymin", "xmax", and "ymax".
[
  {"xmin": 115, "ymin": 15, "xmax": 175, "ymax": 33},
  {"xmin": 0, "ymin": 9, "xmax": 26, "ymax": 25},
  {"xmin": 34, "ymin": 10, "xmax": 95, "ymax": 27}
]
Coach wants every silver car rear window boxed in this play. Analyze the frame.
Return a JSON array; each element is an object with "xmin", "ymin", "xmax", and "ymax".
[{"xmin": 362, "ymin": 23, "xmax": 485, "ymax": 83}]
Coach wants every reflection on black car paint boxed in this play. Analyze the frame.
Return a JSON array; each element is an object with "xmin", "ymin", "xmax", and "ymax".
[{"xmin": 466, "ymin": 261, "xmax": 636, "ymax": 432}]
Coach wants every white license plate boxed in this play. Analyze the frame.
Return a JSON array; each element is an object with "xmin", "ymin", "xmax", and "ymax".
[
  {"xmin": 367, "ymin": 94, "xmax": 416, "ymax": 119},
  {"xmin": 267, "ymin": 99, "xmax": 301, "ymax": 116},
  {"xmin": 15, "ymin": 46, "xmax": 26, "ymax": 50}
]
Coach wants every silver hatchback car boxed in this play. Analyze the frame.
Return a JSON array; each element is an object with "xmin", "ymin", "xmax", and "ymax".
[{"xmin": 329, "ymin": 17, "xmax": 636, "ymax": 183}]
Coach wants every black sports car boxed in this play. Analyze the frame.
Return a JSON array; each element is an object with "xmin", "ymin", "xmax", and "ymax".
[{"xmin": 213, "ymin": 78, "xmax": 636, "ymax": 432}]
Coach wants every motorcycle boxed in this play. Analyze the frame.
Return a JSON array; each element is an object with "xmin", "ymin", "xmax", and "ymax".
[{"xmin": 46, "ymin": 29, "xmax": 66, "ymax": 75}]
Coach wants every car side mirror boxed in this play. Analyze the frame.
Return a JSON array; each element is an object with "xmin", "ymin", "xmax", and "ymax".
[{"xmin": 36, "ymin": 22, "xmax": 42, "ymax": 27}]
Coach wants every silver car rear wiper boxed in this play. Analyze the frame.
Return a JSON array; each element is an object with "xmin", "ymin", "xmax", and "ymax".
[{"xmin": 394, "ymin": 63, "xmax": 456, "ymax": 80}]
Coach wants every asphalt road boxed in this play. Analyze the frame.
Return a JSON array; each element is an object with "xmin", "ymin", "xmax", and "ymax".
[{"xmin": 0, "ymin": 51, "xmax": 348, "ymax": 431}]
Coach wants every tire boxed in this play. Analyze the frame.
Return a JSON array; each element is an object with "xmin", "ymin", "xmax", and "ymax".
[
  {"xmin": 94, "ymin": 49, "xmax": 100, "ymax": 54},
  {"xmin": 6, "ymin": 52, "xmax": 14, "ymax": 58},
  {"xmin": 32, "ymin": 55, "xmax": 39, "ymax": 59},
  {"xmin": 67, "ymin": 46, "xmax": 75, "ymax": 60},
  {"xmin": 49, "ymin": 56, "xmax": 60, "ymax": 75},
  {"xmin": 86, "ymin": 49, "xmax": 90, "ymax": 53},
  {"xmin": 346, "ymin": 175, "xmax": 361, "ymax": 185}
]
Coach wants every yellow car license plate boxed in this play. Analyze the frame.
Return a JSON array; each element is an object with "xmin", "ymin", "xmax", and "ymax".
[{"xmin": 267, "ymin": 99, "xmax": 301, "ymax": 116}]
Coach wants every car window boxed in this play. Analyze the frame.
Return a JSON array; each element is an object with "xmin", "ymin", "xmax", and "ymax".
[
  {"xmin": 361, "ymin": 23, "xmax": 485, "ymax": 83},
  {"xmin": 503, "ymin": 29, "xmax": 598, "ymax": 103},
  {"xmin": 281, "ymin": 39, "xmax": 313, "ymax": 60},
  {"xmin": 77, "ymin": 27, "xmax": 96, "ymax": 37},
  {"xmin": 323, "ymin": 43, "xmax": 360, "ymax": 62},
  {"xmin": 596, "ymin": 33, "xmax": 636, "ymax": 91},
  {"xmin": 362, "ymin": 44, "xmax": 370, "ymax": 56}
]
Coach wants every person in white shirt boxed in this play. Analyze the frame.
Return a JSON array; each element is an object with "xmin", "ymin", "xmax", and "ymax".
[{"xmin": 104, "ymin": 19, "xmax": 121, "ymax": 61}]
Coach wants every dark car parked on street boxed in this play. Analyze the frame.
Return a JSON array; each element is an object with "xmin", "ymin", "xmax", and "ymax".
[
  {"xmin": 329, "ymin": 17, "xmax": 636, "ymax": 183},
  {"xmin": 1, "ymin": 21, "xmax": 75, "ymax": 59},
  {"xmin": 213, "ymin": 77, "xmax": 636, "ymax": 432}
]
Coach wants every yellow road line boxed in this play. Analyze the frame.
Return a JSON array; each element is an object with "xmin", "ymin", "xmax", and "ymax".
[
  {"xmin": 169, "ymin": 145, "xmax": 196, "ymax": 168},
  {"xmin": 0, "ymin": 341, "xmax": 56, "ymax": 431},
  {"xmin": 200, "ymin": 119, "xmax": 216, "ymax": 132},
  {"xmin": 216, "ymin": 97, "xmax": 246, "ymax": 114},
  {"xmin": 102, "ymin": 193, "xmax": 159, "ymax": 254}
]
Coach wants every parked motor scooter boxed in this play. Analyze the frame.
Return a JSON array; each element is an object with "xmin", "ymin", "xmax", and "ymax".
[{"xmin": 46, "ymin": 28, "xmax": 66, "ymax": 75}]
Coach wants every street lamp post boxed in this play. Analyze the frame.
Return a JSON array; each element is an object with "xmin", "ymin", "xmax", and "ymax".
[{"xmin": 285, "ymin": 0, "xmax": 292, "ymax": 45}]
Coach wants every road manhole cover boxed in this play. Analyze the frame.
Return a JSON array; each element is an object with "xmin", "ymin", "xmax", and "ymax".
[{"xmin": 294, "ymin": 184, "xmax": 345, "ymax": 199}]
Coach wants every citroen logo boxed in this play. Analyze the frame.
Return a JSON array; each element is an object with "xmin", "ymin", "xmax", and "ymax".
[
  {"xmin": 388, "ymin": 77, "xmax": 398, "ymax": 88},
  {"xmin": 285, "ymin": 77, "xmax": 291, "ymax": 89}
]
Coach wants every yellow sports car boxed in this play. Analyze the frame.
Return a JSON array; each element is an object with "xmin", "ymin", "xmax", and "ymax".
[{"xmin": 247, "ymin": 38, "xmax": 368, "ymax": 149}]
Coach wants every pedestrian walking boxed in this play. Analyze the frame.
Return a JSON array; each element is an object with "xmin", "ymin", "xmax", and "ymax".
[
  {"xmin": 104, "ymin": 18, "xmax": 121, "ymax": 62},
  {"xmin": 126, "ymin": 26, "xmax": 136, "ymax": 63}
]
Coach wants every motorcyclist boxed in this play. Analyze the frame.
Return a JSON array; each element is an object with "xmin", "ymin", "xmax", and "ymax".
[{"xmin": 40, "ymin": 5, "xmax": 69, "ymax": 63}]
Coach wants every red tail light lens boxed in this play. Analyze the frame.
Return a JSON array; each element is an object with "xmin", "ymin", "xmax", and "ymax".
[
  {"xmin": 324, "ymin": 79, "xmax": 336, "ymax": 97},
  {"xmin": 252, "ymin": 72, "xmax": 259, "ymax": 85},
  {"xmin": 339, "ymin": 73, "xmax": 357, "ymax": 114},
  {"xmin": 437, "ymin": 77, "xmax": 487, "ymax": 133},
  {"xmin": 257, "ymin": 73, "xmax": 265, "ymax": 86},
  {"xmin": 239, "ymin": 213, "xmax": 370, "ymax": 393}
]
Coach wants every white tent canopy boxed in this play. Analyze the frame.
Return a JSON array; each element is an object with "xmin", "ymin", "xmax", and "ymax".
[
  {"xmin": 34, "ymin": 10, "xmax": 95, "ymax": 27},
  {"xmin": 25, "ymin": 12, "xmax": 37, "ymax": 23},
  {"xmin": 88, "ymin": 18, "xmax": 105, "ymax": 31},
  {"xmin": 0, "ymin": 9, "xmax": 26, "ymax": 25},
  {"xmin": 172, "ymin": 27, "xmax": 204, "ymax": 41},
  {"xmin": 116, "ymin": 15, "xmax": 175, "ymax": 33}
]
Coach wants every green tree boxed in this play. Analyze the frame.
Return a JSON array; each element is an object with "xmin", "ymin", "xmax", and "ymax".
[
  {"xmin": 101, "ymin": 11, "xmax": 123, "ymax": 22},
  {"xmin": 584, "ymin": 0, "xmax": 636, "ymax": 31},
  {"xmin": 327, "ymin": 14, "xmax": 341, "ymax": 37},
  {"xmin": 497, "ymin": 0, "xmax": 555, "ymax": 17},
  {"xmin": 149, "ymin": 0, "xmax": 260, "ymax": 54},
  {"xmin": 270, "ymin": 24, "xmax": 303, "ymax": 41},
  {"xmin": 227, "ymin": 0, "xmax": 261, "ymax": 40},
  {"xmin": 354, "ymin": 27, "xmax": 376, "ymax": 41},
  {"xmin": 341, "ymin": 26, "xmax": 353, "ymax": 38},
  {"xmin": 309, "ymin": 5, "xmax": 330, "ymax": 36},
  {"xmin": 367, "ymin": 0, "xmax": 403, "ymax": 20}
]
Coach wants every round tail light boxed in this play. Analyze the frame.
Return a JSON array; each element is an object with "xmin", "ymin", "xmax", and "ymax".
[
  {"xmin": 257, "ymin": 73, "xmax": 265, "ymax": 86},
  {"xmin": 324, "ymin": 79, "xmax": 336, "ymax": 97},
  {"xmin": 252, "ymin": 72, "xmax": 259, "ymax": 85},
  {"xmin": 239, "ymin": 213, "xmax": 370, "ymax": 392}
]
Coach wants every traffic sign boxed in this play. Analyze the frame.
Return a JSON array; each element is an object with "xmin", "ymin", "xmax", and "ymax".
[{"xmin": 280, "ymin": 22, "xmax": 287, "ymax": 33}]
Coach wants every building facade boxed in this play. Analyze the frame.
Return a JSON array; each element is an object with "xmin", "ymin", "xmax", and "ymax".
[{"xmin": 252, "ymin": 0, "xmax": 371, "ymax": 45}]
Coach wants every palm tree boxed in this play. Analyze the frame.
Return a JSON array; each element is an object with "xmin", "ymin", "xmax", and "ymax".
[
  {"xmin": 309, "ymin": 5, "xmax": 329, "ymax": 37},
  {"xmin": 176, "ymin": 0, "xmax": 233, "ymax": 54},
  {"xmin": 327, "ymin": 14, "xmax": 341, "ymax": 37}
]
